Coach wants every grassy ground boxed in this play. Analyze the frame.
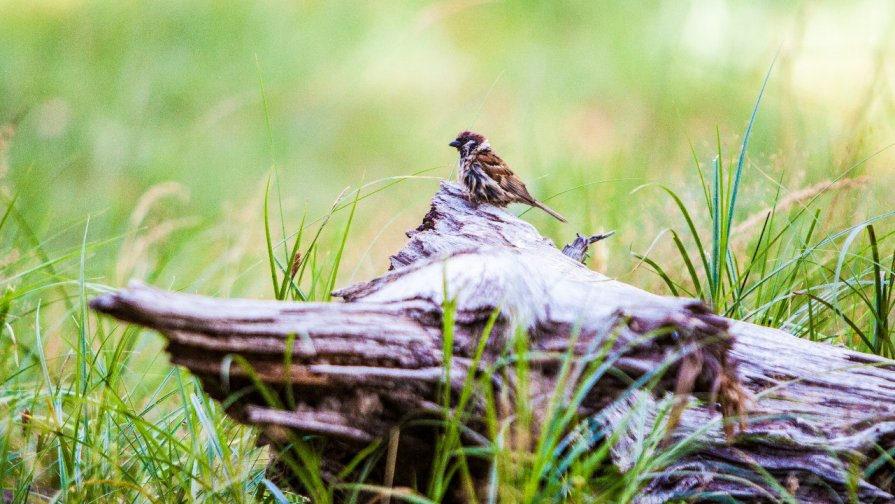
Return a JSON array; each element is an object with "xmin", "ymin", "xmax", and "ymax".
[{"xmin": 2, "ymin": 1, "xmax": 895, "ymax": 502}]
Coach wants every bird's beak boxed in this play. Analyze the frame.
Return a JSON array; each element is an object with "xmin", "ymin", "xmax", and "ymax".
[{"xmin": 449, "ymin": 139, "xmax": 461, "ymax": 148}]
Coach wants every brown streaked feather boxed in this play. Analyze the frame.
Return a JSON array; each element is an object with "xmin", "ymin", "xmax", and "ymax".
[
  {"xmin": 452, "ymin": 130, "xmax": 567, "ymax": 222},
  {"xmin": 475, "ymin": 153, "xmax": 539, "ymax": 205},
  {"xmin": 474, "ymin": 154, "xmax": 510, "ymax": 178},
  {"xmin": 501, "ymin": 173, "xmax": 538, "ymax": 205}
]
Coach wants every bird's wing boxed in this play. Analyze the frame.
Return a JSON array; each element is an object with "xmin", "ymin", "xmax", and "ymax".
[{"xmin": 475, "ymin": 152, "xmax": 538, "ymax": 204}]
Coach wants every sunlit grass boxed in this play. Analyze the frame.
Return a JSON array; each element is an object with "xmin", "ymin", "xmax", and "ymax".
[
  {"xmin": 3, "ymin": 122, "xmax": 894, "ymax": 502},
  {"xmin": 2, "ymin": 1, "xmax": 895, "ymax": 502}
]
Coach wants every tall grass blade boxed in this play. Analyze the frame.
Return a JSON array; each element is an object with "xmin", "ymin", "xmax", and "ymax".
[
  {"xmin": 711, "ymin": 154, "xmax": 722, "ymax": 304},
  {"xmin": 263, "ymin": 174, "xmax": 280, "ymax": 297},
  {"xmin": 727, "ymin": 57, "xmax": 777, "ymax": 233},
  {"xmin": 324, "ymin": 177, "xmax": 363, "ymax": 302},
  {"xmin": 631, "ymin": 252, "xmax": 680, "ymax": 296}
]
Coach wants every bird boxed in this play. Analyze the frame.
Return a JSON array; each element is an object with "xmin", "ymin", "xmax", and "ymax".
[{"xmin": 449, "ymin": 130, "xmax": 567, "ymax": 223}]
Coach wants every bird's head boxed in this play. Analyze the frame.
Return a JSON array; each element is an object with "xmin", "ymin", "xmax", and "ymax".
[{"xmin": 449, "ymin": 130, "xmax": 489, "ymax": 156}]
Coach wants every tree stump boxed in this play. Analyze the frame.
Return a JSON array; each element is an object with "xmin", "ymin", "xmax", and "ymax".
[{"xmin": 91, "ymin": 182, "xmax": 895, "ymax": 502}]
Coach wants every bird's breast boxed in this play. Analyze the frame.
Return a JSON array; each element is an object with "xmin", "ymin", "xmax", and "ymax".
[{"xmin": 460, "ymin": 159, "xmax": 506, "ymax": 203}]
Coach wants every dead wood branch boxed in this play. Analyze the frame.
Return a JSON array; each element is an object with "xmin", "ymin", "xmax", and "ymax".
[{"xmin": 92, "ymin": 182, "xmax": 895, "ymax": 502}]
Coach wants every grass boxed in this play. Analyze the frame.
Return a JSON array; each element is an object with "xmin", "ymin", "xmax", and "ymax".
[
  {"xmin": 2, "ymin": 1, "xmax": 895, "ymax": 502},
  {"xmin": 633, "ymin": 59, "xmax": 895, "ymax": 355}
]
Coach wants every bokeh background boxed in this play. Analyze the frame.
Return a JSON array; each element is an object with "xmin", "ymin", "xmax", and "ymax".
[
  {"xmin": 1, "ymin": 0, "xmax": 894, "ymax": 294},
  {"xmin": 3, "ymin": 1, "xmax": 895, "ymax": 500}
]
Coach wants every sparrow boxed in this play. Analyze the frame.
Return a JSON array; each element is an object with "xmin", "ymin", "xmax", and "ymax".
[{"xmin": 449, "ymin": 130, "xmax": 567, "ymax": 223}]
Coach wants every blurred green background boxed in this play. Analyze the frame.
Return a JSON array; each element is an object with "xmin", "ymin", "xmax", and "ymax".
[
  {"xmin": 1, "ymin": 0, "xmax": 894, "ymax": 292},
  {"xmin": 3, "ymin": 1, "xmax": 895, "ymax": 500}
]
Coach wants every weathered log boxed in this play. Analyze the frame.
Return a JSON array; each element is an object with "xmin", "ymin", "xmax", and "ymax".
[{"xmin": 91, "ymin": 182, "xmax": 895, "ymax": 502}]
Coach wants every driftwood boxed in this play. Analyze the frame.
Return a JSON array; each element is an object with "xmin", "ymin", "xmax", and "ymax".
[{"xmin": 91, "ymin": 182, "xmax": 895, "ymax": 502}]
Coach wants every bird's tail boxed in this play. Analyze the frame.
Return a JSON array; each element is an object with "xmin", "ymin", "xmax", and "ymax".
[{"xmin": 534, "ymin": 200, "xmax": 568, "ymax": 223}]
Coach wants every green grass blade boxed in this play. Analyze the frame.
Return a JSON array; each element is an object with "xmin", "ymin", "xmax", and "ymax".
[
  {"xmin": 635, "ymin": 184, "xmax": 710, "ymax": 297},
  {"xmin": 687, "ymin": 134, "xmax": 713, "ymax": 214},
  {"xmin": 324, "ymin": 177, "xmax": 363, "ymax": 302},
  {"xmin": 739, "ymin": 211, "xmax": 895, "ymax": 302},
  {"xmin": 867, "ymin": 226, "xmax": 889, "ymax": 353},
  {"xmin": 78, "ymin": 217, "xmax": 90, "ymax": 396},
  {"xmin": 631, "ymin": 252, "xmax": 681, "ymax": 296},
  {"xmin": 263, "ymin": 173, "xmax": 281, "ymax": 297},
  {"xmin": 796, "ymin": 291, "xmax": 874, "ymax": 350},
  {"xmin": 278, "ymin": 206, "xmax": 308, "ymax": 301},
  {"xmin": 670, "ymin": 231, "xmax": 701, "ymax": 299},
  {"xmin": 728, "ymin": 56, "xmax": 777, "ymax": 235},
  {"xmin": 711, "ymin": 154, "xmax": 722, "ymax": 303}
]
